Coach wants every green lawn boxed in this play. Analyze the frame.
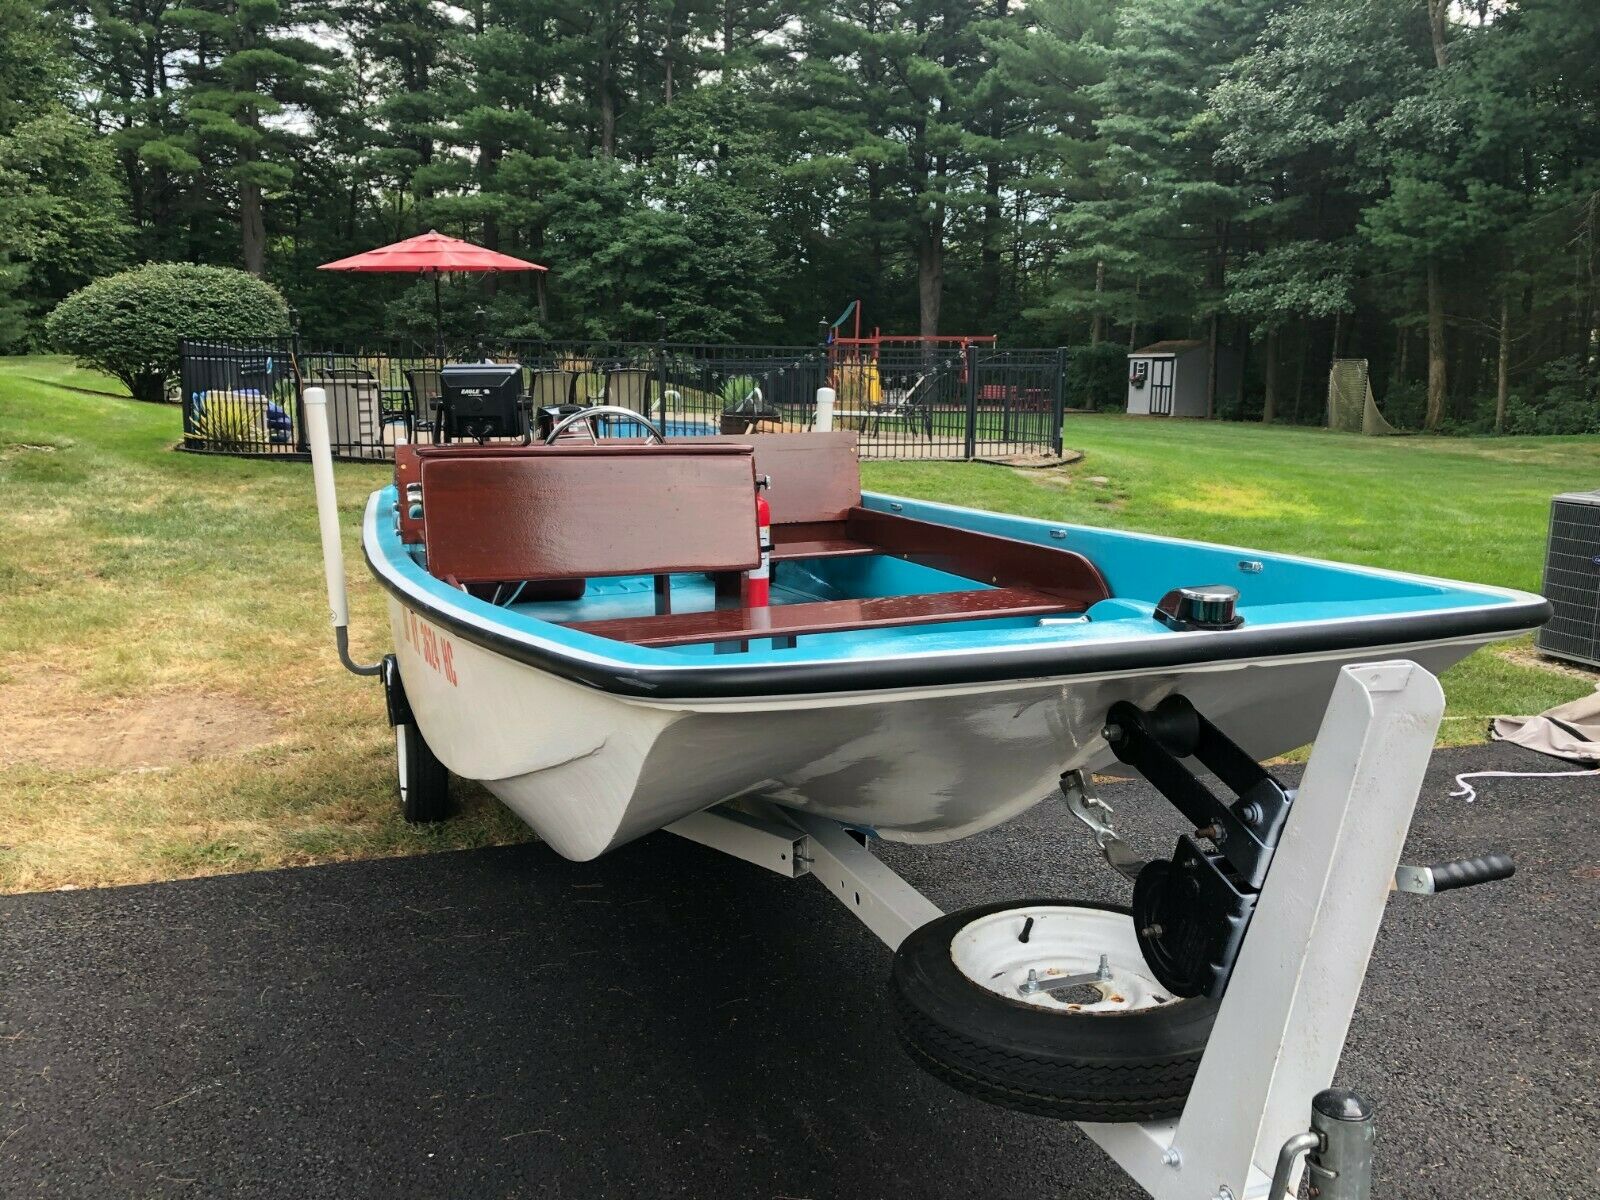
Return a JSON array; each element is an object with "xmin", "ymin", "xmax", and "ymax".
[
  {"xmin": 1, "ymin": 356, "xmax": 1593, "ymax": 892},
  {"xmin": 868, "ymin": 420, "xmax": 1599, "ymax": 740}
]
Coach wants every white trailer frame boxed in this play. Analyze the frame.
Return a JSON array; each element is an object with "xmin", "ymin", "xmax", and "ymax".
[
  {"xmin": 302, "ymin": 386, "xmax": 1437, "ymax": 1198},
  {"xmin": 669, "ymin": 659, "xmax": 1445, "ymax": 1200}
]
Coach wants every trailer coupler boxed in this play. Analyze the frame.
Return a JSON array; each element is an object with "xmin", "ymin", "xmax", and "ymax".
[{"xmin": 1267, "ymin": 1089, "xmax": 1378, "ymax": 1200}]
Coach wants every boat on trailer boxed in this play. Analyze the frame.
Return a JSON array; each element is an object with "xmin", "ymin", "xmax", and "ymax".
[{"xmin": 303, "ymin": 391, "xmax": 1543, "ymax": 1199}]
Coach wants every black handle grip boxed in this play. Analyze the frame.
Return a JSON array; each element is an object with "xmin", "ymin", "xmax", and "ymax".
[{"xmin": 1428, "ymin": 853, "xmax": 1515, "ymax": 892}]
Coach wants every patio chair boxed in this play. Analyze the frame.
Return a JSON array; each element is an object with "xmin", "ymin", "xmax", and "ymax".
[
  {"xmin": 404, "ymin": 367, "xmax": 442, "ymax": 439},
  {"xmin": 833, "ymin": 370, "xmax": 938, "ymax": 437},
  {"xmin": 602, "ymin": 367, "xmax": 656, "ymax": 417},
  {"xmin": 528, "ymin": 368, "xmax": 578, "ymax": 409},
  {"xmin": 872, "ymin": 371, "xmax": 938, "ymax": 435}
]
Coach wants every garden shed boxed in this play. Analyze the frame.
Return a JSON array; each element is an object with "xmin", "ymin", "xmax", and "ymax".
[{"xmin": 1126, "ymin": 339, "xmax": 1239, "ymax": 417}]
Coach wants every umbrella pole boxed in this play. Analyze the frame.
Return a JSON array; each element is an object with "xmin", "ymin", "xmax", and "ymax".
[{"xmin": 432, "ymin": 271, "xmax": 443, "ymax": 361}]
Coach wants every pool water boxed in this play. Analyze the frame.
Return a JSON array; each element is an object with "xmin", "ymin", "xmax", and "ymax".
[{"xmin": 595, "ymin": 416, "xmax": 718, "ymax": 438}]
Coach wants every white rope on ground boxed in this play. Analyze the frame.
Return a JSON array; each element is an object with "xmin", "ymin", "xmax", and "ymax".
[{"xmin": 1450, "ymin": 768, "xmax": 1600, "ymax": 803}]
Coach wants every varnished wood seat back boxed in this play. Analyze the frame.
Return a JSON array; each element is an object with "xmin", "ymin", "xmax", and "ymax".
[
  {"xmin": 398, "ymin": 432, "xmax": 863, "ymax": 546},
  {"xmin": 678, "ymin": 431, "xmax": 861, "ymax": 525},
  {"xmin": 418, "ymin": 444, "xmax": 761, "ymax": 587}
]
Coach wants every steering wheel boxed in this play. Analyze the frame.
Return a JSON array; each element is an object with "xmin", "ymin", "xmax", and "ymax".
[{"xmin": 543, "ymin": 405, "xmax": 667, "ymax": 445}]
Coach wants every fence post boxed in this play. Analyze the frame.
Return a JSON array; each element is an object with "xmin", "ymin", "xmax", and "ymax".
[
  {"xmin": 655, "ymin": 314, "xmax": 669, "ymax": 428},
  {"xmin": 178, "ymin": 339, "xmax": 195, "ymax": 446},
  {"xmin": 1001, "ymin": 353, "xmax": 1013, "ymax": 444},
  {"xmin": 1053, "ymin": 346, "xmax": 1067, "ymax": 457},
  {"xmin": 290, "ymin": 315, "xmax": 309, "ymax": 453},
  {"xmin": 963, "ymin": 343, "xmax": 979, "ymax": 460}
]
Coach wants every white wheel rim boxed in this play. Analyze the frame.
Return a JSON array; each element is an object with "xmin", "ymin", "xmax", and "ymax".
[
  {"xmin": 396, "ymin": 726, "xmax": 410, "ymax": 800},
  {"xmin": 950, "ymin": 906, "xmax": 1172, "ymax": 1014}
]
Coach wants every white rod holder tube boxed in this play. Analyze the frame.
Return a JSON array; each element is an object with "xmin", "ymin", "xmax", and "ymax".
[
  {"xmin": 815, "ymin": 386, "xmax": 835, "ymax": 432},
  {"xmin": 304, "ymin": 386, "xmax": 382, "ymax": 676}
]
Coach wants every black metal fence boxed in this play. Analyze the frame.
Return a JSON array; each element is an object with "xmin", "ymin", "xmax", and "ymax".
[{"xmin": 178, "ymin": 337, "xmax": 1067, "ymax": 462}]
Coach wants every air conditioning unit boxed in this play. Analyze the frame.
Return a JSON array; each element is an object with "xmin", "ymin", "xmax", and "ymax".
[{"xmin": 1536, "ymin": 490, "xmax": 1600, "ymax": 668}]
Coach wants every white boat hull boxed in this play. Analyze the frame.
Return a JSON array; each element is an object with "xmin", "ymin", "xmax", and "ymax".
[{"xmin": 388, "ymin": 596, "xmax": 1494, "ymax": 861}]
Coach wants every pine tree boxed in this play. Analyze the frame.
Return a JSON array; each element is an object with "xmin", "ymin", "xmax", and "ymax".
[
  {"xmin": 163, "ymin": 0, "xmax": 333, "ymax": 274},
  {"xmin": 1067, "ymin": 0, "xmax": 1275, "ymax": 410},
  {"xmin": 0, "ymin": 0, "xmax": 131, "ymax": 347}
]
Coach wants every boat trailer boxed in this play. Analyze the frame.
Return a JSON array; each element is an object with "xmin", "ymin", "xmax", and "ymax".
[
  {"xmin": 666, "ymin": 662, "xmax": 1512, "ymax": 1200},
  {"xmin": 298, "ymin": 390, "xmax": 1516, "ymax": 1198}
]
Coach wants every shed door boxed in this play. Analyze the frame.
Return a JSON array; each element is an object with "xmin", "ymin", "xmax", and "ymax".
[{"xmin": 1149, "ymin": 358, "xmax": 1175, "ymax": 416}]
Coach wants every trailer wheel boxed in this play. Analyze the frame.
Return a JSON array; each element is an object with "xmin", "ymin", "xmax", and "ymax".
[
  {"xmin": 384, "ymin": 656, "xmax": 452, "ymax": 823},
  {"xmin": 396, "ymin": 719, "xmax": 452, "ymax": 823},
  {"xmin": 889, "ymin": 900, "xmax": 1217, "ymax": 1122}
]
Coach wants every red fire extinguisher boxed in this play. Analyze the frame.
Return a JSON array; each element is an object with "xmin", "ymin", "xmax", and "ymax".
[{"xmin": 745, "ymin": 474, "xmax": 772, "ymax": 607}]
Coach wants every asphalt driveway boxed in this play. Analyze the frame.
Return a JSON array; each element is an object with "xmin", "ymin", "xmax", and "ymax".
[{"xmin": 2, "ymin": 742, "xmax": 1595, "ymax": 1198}]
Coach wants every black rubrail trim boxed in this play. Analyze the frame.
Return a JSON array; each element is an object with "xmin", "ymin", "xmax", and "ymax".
[{"xmin": 365, "ymin": 542, "xmax": 1551, "ymax": 701}]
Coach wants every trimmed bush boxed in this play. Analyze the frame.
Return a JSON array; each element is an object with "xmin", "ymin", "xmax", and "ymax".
[
  {"xmin": 46, "ymin": 263, "xmax": 290, "ymax": 402},
  {"xmin": 1065, "ymin": 342, "xmax": 1128, "ymax": 411}
]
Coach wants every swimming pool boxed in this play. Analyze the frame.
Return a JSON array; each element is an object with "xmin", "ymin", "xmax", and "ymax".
[{"xmin": 596, "ymin": 415, "xmax": 718, "ymax": 438}]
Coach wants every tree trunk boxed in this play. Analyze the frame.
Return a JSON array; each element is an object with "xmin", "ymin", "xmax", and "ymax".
[
  {"xmin": 241, "ymin": 179, "xmax": 265, "ymax": 276},
  {"xmin": 1448, "ymin": 317, "xmax": 1470, "ymax": 421},
  {"xmin": 979, "ymin": 160, "xmax": 1004, "ymax": 318},
  {"xmin": 1425, "ymin": 258, "xmax": 1447, "ymax": 430},
  {"xmin": 1262, "ymin": 326, "xmax": 1279, "ymax": 422},
  {"xmin": 1292, "ymin": 321, "xmax": 1310, "ymax": 422},
  {"xmin": 1495, "ymin": 289, "xmax": 1510, "ymax": 433},
  {"xmin": 1204, "ymin": 311, "xmax": 1219, "ymax": 418},
  {"xmin": 598, "ymin": 33, "xmax": 616, "ymax": 158},
  {"xmin": 867, "ymin": 163, "xmax": 883, "ymax": 316},
  {"xmin": 600, "ymin": 92, "xmax": 616, "ymax": 159},
  {"xmin": 913, "ymin": 105, "xmax": 945, "ymax": 340},
  {"xmin": 1127, "ymin": 278, "xmax": 1140, "ymax": 350},
  {"xmin": 131, "ymin": 370, "xmax": 166, "ymax": 404},
  {"xmin": 663, "ymin": 5, "xmax": 675, "ymax": 102},
  {"xmin": 1090, "ymin": 260, "xmax": 1105, "ymax": 345},
  {"xmin": 1234, "ymin": 321, "xmax": 1248, "ymax": 415},
  {"xmin": 918, "ymin": 226, "xmax": 943, "ymax": 339},
  {"xmin": 976, "ymin": 0, "xmax": 1009, "ymax": 320},
  {"xmin": 1427, "ymin": 0, "xmax": 1449, "ymax": 68}
]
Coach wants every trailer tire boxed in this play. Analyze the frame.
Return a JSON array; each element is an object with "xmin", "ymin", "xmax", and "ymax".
[
  {"xmin": 889, "ymin": 899, "xmax": 1217, "ymax": 1122},
  {"xmin": 396, "ymin": 719, "xmax": 452, "ymax": 823}
]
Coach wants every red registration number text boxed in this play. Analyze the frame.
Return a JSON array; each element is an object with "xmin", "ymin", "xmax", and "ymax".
[{"xmin": 402, "ymin": 610, "xmax": 458, "ymax": 686}]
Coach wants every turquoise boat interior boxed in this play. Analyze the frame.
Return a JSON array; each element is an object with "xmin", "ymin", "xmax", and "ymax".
[{"xmin": 363, "ymin": 433, "xmax": 1546, "ymax": 686}]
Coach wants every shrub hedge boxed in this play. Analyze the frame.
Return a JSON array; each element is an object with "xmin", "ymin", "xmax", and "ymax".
[{"xmin": 46, "ymin": 263, "xmax": 289, "ymax": 402}]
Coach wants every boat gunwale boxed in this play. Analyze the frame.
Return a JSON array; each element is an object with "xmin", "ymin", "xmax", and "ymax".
[{"xmin": 361, "ymin": 491, "xmax": 1552, "ymax": 701}]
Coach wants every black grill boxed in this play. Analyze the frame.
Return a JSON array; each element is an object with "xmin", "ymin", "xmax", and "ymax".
[{"xmin": 1536, "ymin": 490, "xmax": 1600, "ymax": 668}]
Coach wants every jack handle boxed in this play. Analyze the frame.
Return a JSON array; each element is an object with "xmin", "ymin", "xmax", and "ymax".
[{"xmin": 1393, "ymin": 852, "xmax": 1514, "ymax": 895}]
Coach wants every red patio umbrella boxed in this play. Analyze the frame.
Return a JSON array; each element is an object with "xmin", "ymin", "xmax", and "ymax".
[{"xmin": 318, "ymin": 230, "xmax": 548, "ymax": 355}]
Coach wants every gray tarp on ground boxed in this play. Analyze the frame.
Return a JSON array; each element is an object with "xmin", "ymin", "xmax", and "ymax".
[{"xmin": 1492, "ymin": 684, "xmax": 1600, "ymax": 764}]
